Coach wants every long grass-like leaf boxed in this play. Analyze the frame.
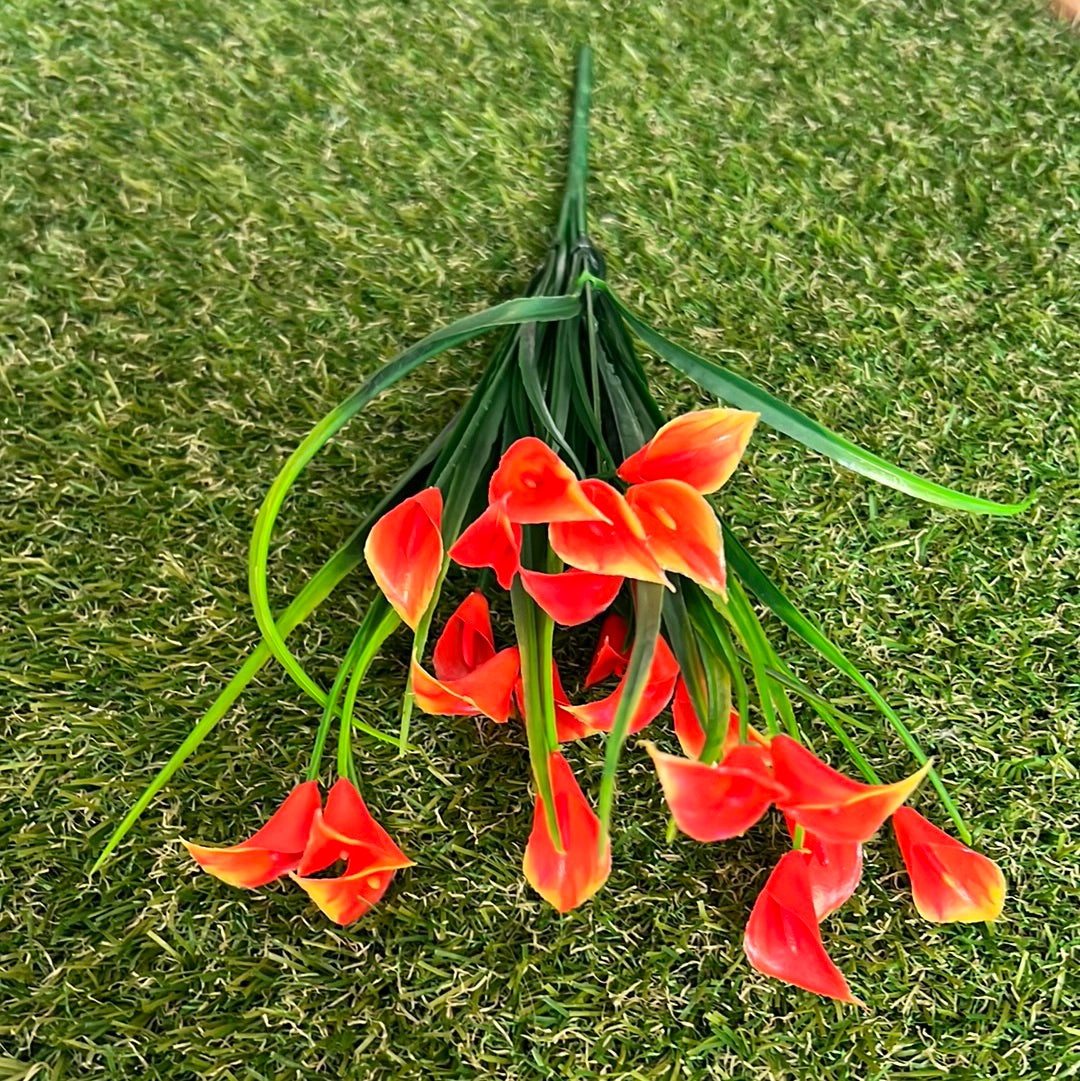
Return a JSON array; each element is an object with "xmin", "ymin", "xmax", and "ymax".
[
  {"xmin": 511, "ymin": 578, "xmax": 561, "ymax": 844},
  {"xmin": 723, "ymin": 524, "xmax": 971, "ymax": 842},
  {"xmin": 612, "ymin": 296, "xmax": 1033, "ymax": 516},
  {"xmin": 92, "ymin": 529, "xmax": 367, "ymax": 872},
  {"xmin": 90, "ymin": 432, "xmax": 455, "ymax": 873},
  {"xmin": 248, "ymin": 294, "xmax": 581, "ymax": 711},
  {"xmin": 597, "ymin": 582, "xmax": 665, "ymax": 836}
]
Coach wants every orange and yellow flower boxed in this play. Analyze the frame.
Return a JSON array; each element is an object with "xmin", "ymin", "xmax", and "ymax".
[
  {"xmin": 523, "ymin": 752, "xmax": 611, "ymax": 912},
  {"xmin": 292, "ymin": 778, "xmax": 413, "ymax": 925}
]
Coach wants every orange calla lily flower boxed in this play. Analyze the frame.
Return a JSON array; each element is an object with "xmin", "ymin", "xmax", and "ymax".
[
  {"xmin": 584, "ymin": 612, "xmax": 631, "ymax": 688},
  {"xmin": 411, "ymin": 648, "xmax": 521, "ymax": 724},
  {"xmin": 671, "ymin": 678, "xmax": 767, "ymax": 761},
  {"xmin": 523, "ymin": 752, "xmax": 611, "ymax": 912},
  {"xmin": 564, "ymin": 632, "xmax": 678, "ymax": 736},
  {"xmin": 518, "ymin": 567, "xmax": 623, "ymax": 627},
  {"xmin": 364, "ymin": 487, "xmax": 443, "ymax": 630},
  {"xmin": 892, "ymin": 807, "xmax": 1006, "ymax": 923},
  {"xmin": 515, "ymin": 661, "xmax": 592, "ymax": 743},
  {"xmin": 744, "ymin": 851, "xmax": 862, "ymax": 1004},
  {"xmin": 183, "ymin": 780, "xmax": 321, "ymax": 888},
  {"xmin": 770, "ymin": 734, "xmax": 930, "ymax": 844},
  {"xmin": 618, "ymin": 408, "xmax": 759, "ymax": 494},
  {"xmin": 785, "ymin": 814, "xmax": 863, "ymax": 920},
  {"xmin": 432, "ymin": 591, "xmax": 496, "ymax": 682},
  {"xmin": 646, "ymin": 742, "xmax": 784, "ymax": 842},
  {"xmin": 447, "ymin": 497, "xmax": 522, "ymax": 589},
  {"xmin": 549, "ymin": 479, "xmax": 669, "ymax": 586},
  {"xmin": 488, "ymin": 437, "xmax": 607, "ymax": 524},
  {"xmin": 625, "ymin": 479, "xmax": 726, "ymax": 594},
  {"xmin": 291, "ymin": 778, "xmax": 413, "ymax": 925}
]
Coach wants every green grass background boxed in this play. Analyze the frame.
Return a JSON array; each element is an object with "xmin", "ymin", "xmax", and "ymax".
[{"xmin": 2, "ymin": 0, "xmax": 1078, "ymax": 1077}]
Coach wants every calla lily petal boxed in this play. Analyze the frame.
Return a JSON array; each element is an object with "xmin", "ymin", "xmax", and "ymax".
[
  {"xmin": 184, "ymin": 780, "xmax": 322, "ymax": 889},
  {"xmin": 488, "ymin": 437, "xmax": 606, "ymax": 524},
  {"xmin": 771, "ymin": 734, "xmax": 930, "ymax": 843},
  {"xmin": 447, "ymin": 498, "xmax": 522, "ymax": 590},
  {"xmin": 626, "ymin": 479, "xmax": 726, "ymax": 594},
  {"xmin": 565, "ymin": 633, "xmax": 678, "ymax": 735},
  {"xmin": 744, "ymin": 851, "xmax": 862, "ymax": 1004},
  {"xmin": 618, "ymin": 408, "xmax": 759, "ymax": 494},
  {"xmin": 432, "ymin": 591, "xmax": 496, "ymax": 682},
  {"xmin": 584, "ymin": 612, "xmax": 631, "ymax": 688},
  {"xmin": 519, "ymin": 567, "xmax": 623, "ymax": 627},
  {"xmin": 893, "ymin": 807, "xmax": 1006, "ymax": 923},
  {"xmin": 411, "ymin": 647, "xmax": 521, "ymax": 723},
  {"xmin": 364, "ymin": 487, "xmax": 443, "ymax": 630},
  {"xmin": 647, "ymin": 742, "xmax": 784, "ymax": 842},
  {"xmin": 523, "ymin": 752, "xmax": 611, "ymax": 912},
  {"xmin": 549, "ymin": 479, "xmax": 669, "ymax": 587},
  {"xmin": 292, "ymin": 778, "xmax": 412, "ymax": 925},
  {"xmin": 785, "ymin": 814, "xmax": 863, "ymax": 919}
]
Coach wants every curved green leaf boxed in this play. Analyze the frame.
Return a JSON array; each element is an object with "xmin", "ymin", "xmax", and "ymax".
[
  {"xmin": 90, "ymin": 437, "xmax": 449, "ymax": 873},
  {"xmin": 612, "ymin": 296, "xmax": 1033, "ymax": 516},
  {"xmin": 597, "ymin": 582, "xmax": 665, "ymax": 836},
  {"xmin": 248, "ymin": 293, "xmax": 582, "ymax": 709},
  {"xmin": 723, "ymin": 524, "xmax": 971, "ymax": 843}
]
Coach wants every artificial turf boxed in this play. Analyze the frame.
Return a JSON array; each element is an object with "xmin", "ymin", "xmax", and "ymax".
[{"xmin": 2, "ymin": 0, "xmax": 1079, "ymax": 1077}]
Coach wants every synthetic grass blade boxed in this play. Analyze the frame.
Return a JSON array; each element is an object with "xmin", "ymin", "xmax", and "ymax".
[
  {"xmin": 248, "ymin": 294, "xmax": 581, "ymax": 708},
  {"xmin": 611, "ymin": 294, "xmax": 1033, "ymax": 516}
]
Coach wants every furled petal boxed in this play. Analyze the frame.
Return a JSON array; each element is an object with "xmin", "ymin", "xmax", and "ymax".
[
  {"xmin": 364, "ymin": 487, "xmax": 443, "ymax": 630},
  {"xmin": 515, "ymin": 661, "xmax": 592, "ymax": 743},
  {"xmin": 293, "ymin": 870, "xmax": 396, "ymax": 925},
  {"xmin": 625, "ymin": 479, "xmax": 726, "ymax": 594},
  {"xmin": 618, "ymin": 408, "xmax": 759, "ymax": 494},
  {"xmin": 549, "ymin": 479, "xmax": 669, "ymax": 587},
  {"xmin": 771, "ymin": 734, "xmax": 930, "ymax": 843},
  {"xmin": 744, "ymin": 851, "xmax": 861, "ymax": 1003},
  {"xmin": 785, "ymin": 814, "xmax": 863, "ymax": 919},
  {"xmin": 432, "ymin": 591, "xmax": 496, "ymax": 681},
  {"xmin": 292, "ymin": 778, "xmax": 412, "ymax": 925},
  {"xmin": 893, "ymin": 807, "xmax": 1006, "ymax": 923},
  {"xmin": 584, "ymin": 612, "xmax": 631, "ymax": 688},
  {"xmin": 447, "ymin": 498, "xmax": 522, "ymax": 590},
  {"xmin": 523, "ymin": 752, "xmax": 611, "ymax": 912},
  {"xmin": 646, "ymin": 742, "xmax": 784, "ymax": 842},
  {"xmin": 565, "ymin": 633, "xmax": 679, "ymax": 736},
  {"xmin": 183, "ymin": 780, "xmax": 321, "ymax": 889},
  {"xmin": 411, "ymin": 647, "xmax": 521, "ymax": 723},
  {"xmin": 296, "ymin": 778, "xmax": 410, "ymax": 878},
  {"xmin": 519, "ymin": 567, "xmax": 623, "ymax": 627},
  {"xmin": 488, "ymin": 437, "xmax": 606, "ymax": 524}
]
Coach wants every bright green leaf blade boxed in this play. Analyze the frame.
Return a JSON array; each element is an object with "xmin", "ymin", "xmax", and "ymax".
[
  {"xmin": 613, "ymin": 296, "xmax": 1033, "ymax": 516},
  {"xmin": 90, "ymin": 435, "xmax": 448, "ymax": 874},
  {"xmin": 597, "ymin": 582, "xmax": 665, "ymax": 835},
  {"xmin": 723, "ymin": 524, "xmax": 971, "ymax": 842},
  {"xmin": 511, "ymin": 578, "xmax": 561, "ymax": 845},
  {"xmin": 91, "ymin": 524, "xmax": 368, "ymax": 873},
  {"xmin": 248, "ymin": 293, "xmax": 582, "ymax": 710}
]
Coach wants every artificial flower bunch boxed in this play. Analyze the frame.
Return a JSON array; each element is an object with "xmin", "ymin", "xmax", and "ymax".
[{"xmin": 97, "ymin": 47, "xmax": 1021, "ymax": 1002}]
